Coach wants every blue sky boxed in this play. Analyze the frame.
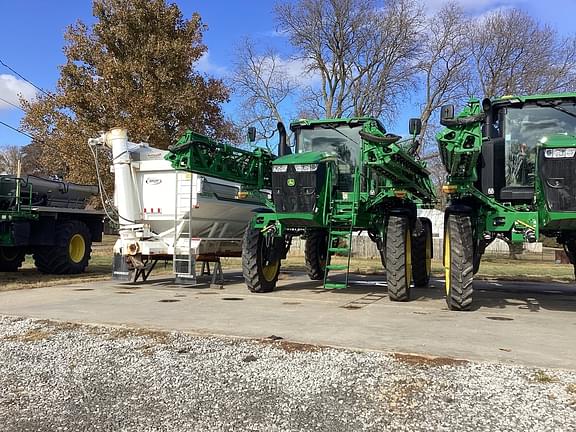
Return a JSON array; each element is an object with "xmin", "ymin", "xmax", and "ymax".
[{"xmin": 1, "ymin": 0, "xmax": 575, "ymax": 146}]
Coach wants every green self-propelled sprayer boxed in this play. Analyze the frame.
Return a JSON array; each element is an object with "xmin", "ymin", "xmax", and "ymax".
[
  {"xmin": 437, "ymin": 93, "xmax": 576, "ymax": 311},
  {"xmin": 166, "ymin": 117, "xmax": 436, "ymax": 300}
]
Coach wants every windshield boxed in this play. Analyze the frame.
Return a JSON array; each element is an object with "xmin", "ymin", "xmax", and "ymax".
[
  {"xmin": 295, "ymin": 124, "xmax": 362, "ymax": 191},
  {"xmin": 295, "ymin": 125, "xmax": 362, "ymax": 165},
  {"xmin": 503, "ymin": 103, "xmax": 576, "ymax": 187}
]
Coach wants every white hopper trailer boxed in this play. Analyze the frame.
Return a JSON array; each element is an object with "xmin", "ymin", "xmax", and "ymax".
[{"xmin": 89, "ymin": 128, "xmax": 264, "ymax": 283}]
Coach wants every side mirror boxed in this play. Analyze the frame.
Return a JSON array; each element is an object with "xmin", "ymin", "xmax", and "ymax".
[
  {"xmin": 440, "ymin": 105, "xmax": 455, "ymax": 126},
  {"xmin": 247, "ymin": 126, "xmax": 257, "ymax": 143},
  {"xmin": 408, "ymin": 118, "xmax": 422, "ymax": 136},
  {"xmin": 277, "ymin": 122, "xmax": 291, "ymax": 156}
]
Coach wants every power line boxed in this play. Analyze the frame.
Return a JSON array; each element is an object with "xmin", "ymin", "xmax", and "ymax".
[
  {"xmin": 0, "ymin": 119, "xmax": 98, "ymax": 167},
  {"xmin": 0, "ymin": 58, "xmax": 54, "ymax": 98},
  {"xmin": 0, "ymin": 119, "xmax": 35, "ymax": 140},
  {"xmin": 0, "ymin": 95, "xmax": 23, "ymax": 111}
]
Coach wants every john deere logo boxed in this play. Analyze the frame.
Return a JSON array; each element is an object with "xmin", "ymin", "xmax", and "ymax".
[{"xmin": 287, "ymin": 178, "xmax": 296, "ymax": 187}]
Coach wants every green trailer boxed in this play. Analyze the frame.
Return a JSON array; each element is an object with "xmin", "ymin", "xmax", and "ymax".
[
  {"xmin": 0, "ymin": 174, "xmax": 104, "ymax": 274},
  {"xmin": 167, "ymin": 117, "xmax": 436, "ymax": 300},
  {"xmin": 437, "ymin": 93, "xmax": 576, "ymax": 310}
]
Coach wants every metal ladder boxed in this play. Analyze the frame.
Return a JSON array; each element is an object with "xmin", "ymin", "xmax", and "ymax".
[
  {"xmin": 173, "ymin": 172, "xmax": 196, "ymax": 284},
  {"xmin": 323, "ymin": 200, "xmax": 355, "ymax": 289}
]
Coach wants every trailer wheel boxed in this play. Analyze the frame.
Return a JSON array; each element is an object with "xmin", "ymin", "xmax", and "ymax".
[
  {"xmin": 412, "ymin": 217, "xmax": 432, "ymax": 287},
  {"xmin": 305, "ymin": 230, "xmax": 328, "ymax": 280},
  {"xmin": 242, "ymin": 225, "xmax": 281, "ymax": 293},
  {"xmin": 33, "ymin": 220, "xmax": 92, "ymax": 274},
  {"xmin": 386, "ymin": 216, "xmax": 412, "ymax": 301},
  {"xmin": 0, "ymin": 247, "xmax": 26, "ymax": 272},
  {"xmin": 444, "ymin": 214, "xmax": 474, "ymax": 311}
]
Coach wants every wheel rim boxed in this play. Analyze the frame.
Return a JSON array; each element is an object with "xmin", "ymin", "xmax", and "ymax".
[
  {"xmin": 426, "ymin": 229, "xmax": 432, "ymax": 276},
  {"xmin": 259, "ymin": 234, "xmax": 279, "ymax": 282},
  {"xmin": 0, "ymin": 247, "xmax": 19, "ymax": 262},
  {"xmin": 405, "ymin": 227, "xmax": 412, "ymax": 287},
  {"xmin": 69, "ymin": 234, "xmax": 86, "ymax": 263},
  {"xmin": 261, "ymin": 260, "xmax": 279, "ymax": 282},
  {"xmin": 444, "ymin": 228, "xmax": 451, "ymax": 296}
]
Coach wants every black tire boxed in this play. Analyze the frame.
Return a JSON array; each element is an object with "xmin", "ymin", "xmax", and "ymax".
[
  {"xmin": 305, "ymin": 230, "xmax": 328, "ymax": 280},
  {"xmin": 33, "ymin": 220, "xmax": 92, "ymax": 274},
  {"xmin": 385, "ymin": 216, "xmax": 412, "ymax": 302},
  {"xmin": 242, "ymin": 225, "xmax": 281, "ymax": 293},
  {"xmin": 473, "ymin": 249, "xmax": 482, "ymax": 275},
  {"xmin": 412, "ymin": 217, "xmax": 432, "ymax": 287},
  {"xmin": 0, "ymin": 247, "xmax": 26, "ymax": 272},
  {"xmin": 444, "ymin": 214, "xmax": 474, "ymax": 311},
  {"xmin": 566, "ymin": 239, "xmax": 576, "ymax": 280}
]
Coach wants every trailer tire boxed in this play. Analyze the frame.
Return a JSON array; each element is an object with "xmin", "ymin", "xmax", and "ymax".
[
  {"xmin": 305, "ymin": 230, "xmax": 328, "ymax": 280},
  {"xmin": 412, "ymin": 217, "xmax": 432, "ymax": 287},
  {"xmin": 444, "ymin": 214, "xmax": 474, "ymax": 311},
  {"xmin": 0, "ymin": 247, "xmax": 26, "ymax": 272},
  {"xmin": 242, "ymin": 225, "xmax": 280, "ymax": 293},
  {"xmin": 33, "ymin": 220, "xmax": 92, "ymax": 274},
  {"xmin": 386, "ymin": 216, "xmax": 412, "ymax": 302}
]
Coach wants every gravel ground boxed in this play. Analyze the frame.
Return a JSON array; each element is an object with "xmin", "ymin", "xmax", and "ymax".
[{"xmin": 0, "ymin": 316, "xmax": 575, "ymax": 432}]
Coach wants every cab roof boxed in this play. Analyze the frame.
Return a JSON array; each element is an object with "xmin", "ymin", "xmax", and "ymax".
[
  {"xmin": 491, "ymin": 93, "xmax": 576, "ymax": 106},
  {"xmin": 289, "ymin": 117, "xmax": 385, "ymax": 132}
]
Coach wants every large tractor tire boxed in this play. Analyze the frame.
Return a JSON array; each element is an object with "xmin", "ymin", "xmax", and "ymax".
[
  {"xmin": 444, "ymin": 214, "xmax": 474, "ymax": 311},
  {"xmin": 305, "ymin": 230, "xmax": 328, "ymax": 280},
  {"xmin": 565, "ymin": 239, "xmax": 576, "ymax": 280},
  {"xmin": 412, "ymin": 217, "xmax": 432, "ymax": 287},
  {"xmin": 242, "ymin": 225, "xmax": 281, "ymax": 293},
  {"xmin": 33, "ymin": 220, "xmax": 92, "ymax": 274},
  {"xmin": 0, "ymin": 247, "xmax": 26, "ymax": 272},
  {"xmin": 385, "ymin": 215, "xmax": 412, "ymax": 302}
]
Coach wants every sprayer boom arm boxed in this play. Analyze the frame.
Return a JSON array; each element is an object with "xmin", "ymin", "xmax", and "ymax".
[{"xmin": 165, "ymin": 130, "xmax": 275, "ymax": 189}]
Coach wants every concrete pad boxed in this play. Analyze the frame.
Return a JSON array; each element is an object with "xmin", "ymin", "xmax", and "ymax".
[{"xmin": 0, "ymin": 271, "xmax": 575, "ymax": 369}]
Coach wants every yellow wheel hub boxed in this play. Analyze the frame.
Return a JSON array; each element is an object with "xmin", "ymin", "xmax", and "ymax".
[
  {"xmin": 425, "ymin": 231, "xmax": 432, "ymax": 276},
  {"xmin": 262, "ymin": 260, "xmax": 279, "ymax": 282},
  {"xmin": 0, "ymin": 248, "xmax": 19, "ymax": 261},
  {"xmin": 444, "ymin": 229, "xmax": 451, "ymax": 295},
  {"xmin": 69, "ymin": 234, "xmax": 86, "ymax": 263}
]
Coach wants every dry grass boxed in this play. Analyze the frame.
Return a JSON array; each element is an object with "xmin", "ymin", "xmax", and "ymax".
[
  {"xmin": 383, "ymin": 377, "xmax": 430, "ymax": 412},
  {"xmin": 106, "ymin": 327, "xmax": 171, "ymax": 344},
  {"xmin": 3, "ymin": 328, "xmax": 53, "ymax": 342},
  {"xmin": 258, "ymin": 338, "xmax": 324, "ymax": 353},
  {"xmin": 393, "ymin": 352, "xmax": 469, "ymax": 368},
  {"xmin": 532, "ymin": 370, "xmax": 559, "ymax": 384}
]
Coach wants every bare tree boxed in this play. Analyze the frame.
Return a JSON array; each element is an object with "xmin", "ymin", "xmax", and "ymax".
[
  {"xmin": 275, "ymin": 0, "xmax": 423, "ymax": 121},
  {"xmin": 0, "ymin": 145, "xmax": 22, "ymax": 174},
  {"xmin": 231, "ymin": 38, "xmax": 298, "ymax": 146},
  {"xmin": 471, "ymin": 8, "xmax": 576, "ymax": 97},
  {"xmin": 0, "ymin": 143, "xmax": 45, "ymax": 176},
  {"xmin": 417, "ymin": 2, "xmax": 470, "ymax": 149}
]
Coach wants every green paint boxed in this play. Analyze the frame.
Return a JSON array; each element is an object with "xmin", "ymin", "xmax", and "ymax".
[
  {"xmin": 437, "ymin": 92, "xmax": 576, "ymax": 265},
  {"xmin": 167, "ymin": 117, "xmax": 436, "ymax": 290}
]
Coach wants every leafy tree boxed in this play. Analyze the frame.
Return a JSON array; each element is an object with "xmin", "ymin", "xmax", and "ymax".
[{"xmin": 21, "ymin": 0, "xmax": 234, "ymax": 185}]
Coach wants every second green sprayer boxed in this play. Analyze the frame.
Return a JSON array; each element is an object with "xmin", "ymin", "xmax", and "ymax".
[
  {"xmin": 438, "ymin": 93, "xmax": 576, "ymax": 310},
  {"xmin": 167, "ymin": 117, "xmax": 436, "ymax": 300}
]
